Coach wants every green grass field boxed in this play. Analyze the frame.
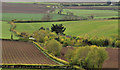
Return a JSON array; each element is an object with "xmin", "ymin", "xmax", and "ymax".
[
  {"xmin": 1, "ymin": 68, "xmax": 60, "ymax": 70},
  {"xmin": 15, "ymin": 20, "xmax": 118, "ymax": 37},
  {"xmin": 1, "ymin": 21, "xmax": 18, "ymax": 39},
  {"xmin": 56, "ymin": 9, "xmax": 118, "ymax": 19},
  {"xmin": 2, "ymin": 13, "xmax": 64, "ymax": 21}
]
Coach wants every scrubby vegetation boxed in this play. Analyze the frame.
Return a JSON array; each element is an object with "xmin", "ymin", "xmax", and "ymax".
[
  {"xmin": 45, "ymin": 39, "xmax": 62, "ymax": 56},
  {"xmin": 65, "ymin": 46, "xmax": 108, "ymax": 69}
]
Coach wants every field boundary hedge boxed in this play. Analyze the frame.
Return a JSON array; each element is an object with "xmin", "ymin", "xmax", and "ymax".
[
  {"xmin": 9, "ymin": 21, "xmax": 21, "ymax": 36},
  {"xmin": 33, "ymin": 41, "xmax": 69, "ymax": 65},
  {"xmin": 33, "ymin": 42, "xmax": 82, "ymax": 69}
]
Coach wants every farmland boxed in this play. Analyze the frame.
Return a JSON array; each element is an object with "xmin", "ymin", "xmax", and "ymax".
[
  {"xmin": 2, "ymin": 3, "xmax": 64, "ymax": 21},
  {"xmin": 60, "ymin": 9, "xmax": 118, "ymax": 19},
  {"xmin": 2, "ymin": 40, "xmax": 60, "ymax": 65},
  {"xmin": 1, "ymin": 21, "xmax": 18, "ymax": 39},
  {"xmin": 64, "ymin": 6, "xmax": 118, "ymax": 10},
  {"xmin": 2, "ymin": 13, "xmax": 64, "ymax": 21},
  {"xmin": 1, "ymin": 2, "xmax": 119, "ymax": 70},
  {"xmin": 15, "ymin": 20, "xmax": 118, "ymax": 37}
]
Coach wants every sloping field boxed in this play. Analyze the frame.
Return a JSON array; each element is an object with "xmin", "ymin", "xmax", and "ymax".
[
  {"xmin": 2, "ymin": 3, "xmax": 54, "ymax": 14},
  {"xmin": 64, "ymin": 6, "xmax": 118, "ymax": 10},
  {"xmin": 1, "ymin": 21, "xmax": 18, "ymax": 39},
  {"xmin": 2, "ymin": 13, "xmax": 64, "ymax": 21},
  {"xmin": 2, "ymin": 40, "xmax": 59, "ymax": 65},
  {"xmin": 61, "ymin": 9, "xmax": 118, "ymax": 19},
  {"xmin": 2, "ymin": 3, "xmax": 64, "ymax": 21},
  {"xmin": 15, "ymin": 20, "xmax": 118, "ymax": 37}
]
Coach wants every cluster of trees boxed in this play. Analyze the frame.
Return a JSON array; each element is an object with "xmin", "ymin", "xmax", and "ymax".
[
  {"xmin": 20, "ymin": 23, "xmax": 119, "ymax": 48},
  {"xmin": 65, "ymin": 46, "xmax": 108, "ymax": 69}
]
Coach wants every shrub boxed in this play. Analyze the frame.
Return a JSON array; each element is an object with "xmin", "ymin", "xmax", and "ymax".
[
  {"xmin": 115, "ymin": 40, "xmax": 120, "ymax": 47},
  {"xmin": 45, "ymin": 39, "xmax": 62, "ymax": 56},
  {"xmin": 65, "ymin": 48, "xmax": 74, "ymax": 62},
  {"xmin": 19, "ymin": 37, "xmax": 29, "ymax": 42},
  {"xmin": 33, "ymin": 30, "xmax": 48, "ymax": 43}
]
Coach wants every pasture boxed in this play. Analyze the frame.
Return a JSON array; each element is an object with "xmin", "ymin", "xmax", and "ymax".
[
  {"xmin": 15, "ymin": 20, "xmax": 118, "ymax": 37},
  {"xmin": 2, "ymin": 13, "xmax": 64, "ymax": 21},
  {"xmin": 59, "ymin": 9, "xmax": 118, "ymax": 19},
  {"xmin": 1, "ymin": 21, "xmax": 18, "ymax": 39}
]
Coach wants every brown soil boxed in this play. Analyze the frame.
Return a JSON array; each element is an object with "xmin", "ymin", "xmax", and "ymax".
[
  {"xmin": 102, "ymin": 48, "xmax": 119, "ymax": 68},
  {"xmin": 2, "ymin": 40, "xmax": 59, "ymax": 65},
  {"xmin": 2, "ymin": 3, "xmax": 55, "ymax": 14}
]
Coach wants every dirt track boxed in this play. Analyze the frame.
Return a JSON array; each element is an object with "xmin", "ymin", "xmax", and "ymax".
[
  {"xmin": 2, "ymin": 40, "xmax": 59, "ymax": 65},
  {"xmin": 2, "ymin": 3, "xmax": 55, "ymax": 14}
]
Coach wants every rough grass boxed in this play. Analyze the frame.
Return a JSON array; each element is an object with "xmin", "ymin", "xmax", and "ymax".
[
  {"xmin": 57, "ymin": 9, "xmax": 118, "ymax": 19},
  {"xmin": 2, "ymin": 13, "xmax": 64, "ymax": 21},
  {"xmin": 15, "ymin": 20, "xmax": 118, "ymax": 37},
  {"xmin": 1, "ymin": 21, "xmax": 18, "ymax": 39}
]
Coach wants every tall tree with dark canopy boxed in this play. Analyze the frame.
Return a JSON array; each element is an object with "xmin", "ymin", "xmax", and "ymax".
[{"xmin": 51, "ymin": 24, "xmax": 66, "ymax": 35}]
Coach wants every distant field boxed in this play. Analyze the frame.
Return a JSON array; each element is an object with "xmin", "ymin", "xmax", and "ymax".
[
  {"xmin": 2, "ymin": 21, "xmax": 18, "ymax": 39},
  {"xmin": 7, "ymin": 2, "xmax": 60, "ymax": 5},
  {"xmin": 15, "ymin": 20, "xmax": 118, "ymax": 37},
  {"xmin": 59, "ymin": 9, "xmax": 118, "ymax": 19},
  {"xmin": 1, "ymin": 68, "xmax": 59, "ymax": 70},
  {"xmin": 2, "ymin": 13, "xmax": 64, "ymax": 21}
]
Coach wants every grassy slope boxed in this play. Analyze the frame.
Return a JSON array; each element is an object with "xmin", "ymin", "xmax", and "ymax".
[
  {"xmin": 59, "ymin": 9, "xmax": 118, "ymax": 19},
  {"xmin": 2, "ymin": 13, "xmax": 64, "ymax": 21},
  {"xmin": 15, "ymin": 20, "xmax": 118, "ymax": 37},
  {"xmin": 2, "ymin": 21, "xmax": 18, "ymax": 39}
]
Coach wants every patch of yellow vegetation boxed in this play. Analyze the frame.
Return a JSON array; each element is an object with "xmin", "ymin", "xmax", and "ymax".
[{"xmin": 46, "ymin": 6, "xmax": 51, "ymax": 7}]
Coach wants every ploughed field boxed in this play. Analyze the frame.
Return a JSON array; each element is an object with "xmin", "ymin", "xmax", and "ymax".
[
  {"xmin": 2, "ymin": 3, "xmax": 55, "ymax": 14},
  {"xmin": 2, "ymin": 40, "xmax": 59, "ymax": 65}
]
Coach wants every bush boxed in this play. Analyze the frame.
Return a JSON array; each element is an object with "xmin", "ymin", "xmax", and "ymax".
[
  {"xmin": 88, "ymin": 37, "xmax": 111, "ymax": 47},
  {"xmin": 115, "ymin": 40, "xmax": 120, "ymax": 47},
  {"xmin": 33, "ymin": 30, "xmax": 48, "ymax": 43},
  {"xmin": 65, "ymin": 48, "xmax": 74, "ymax": 62},
  {"xmin": 19, "ymin": 37, "xmax": 29, "ymax": 42},
  {"xmin": 45, "ymin": 39, "xmax": 62, "ymax": 56}
]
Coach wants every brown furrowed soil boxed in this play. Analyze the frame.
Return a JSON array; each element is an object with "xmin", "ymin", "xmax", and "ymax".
[
  {"xmin": 2, "ymin": 3, "xmax": 55, "ymax": 14},
  {"xmin": 102, "ymin": 48, "xmax": 119, "ymax": 68},
  {"xmin": 2, "ymin": 40, "xmax": 59, "ymax": 65},
  {"xmin": 60, "ymin": 47, "xmax": 120, "ymax": 69},
  {"xmin": 64, "ymin": 6, "xmax": 118, "ymax": 10}
]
